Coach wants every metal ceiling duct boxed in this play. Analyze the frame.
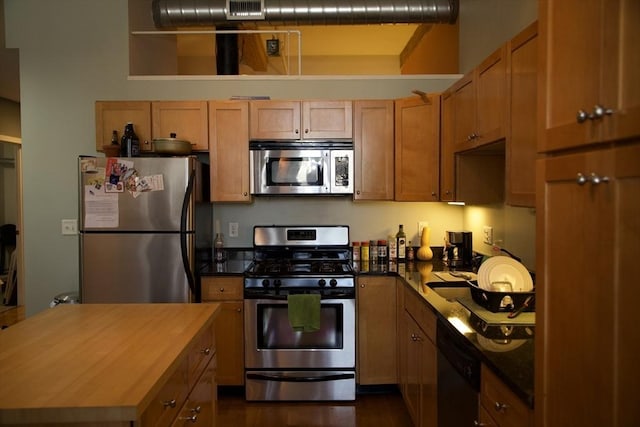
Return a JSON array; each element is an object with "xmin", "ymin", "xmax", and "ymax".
[{"xmin": 152, "ymin": 0, "xmax": 459, "ymax": 28}]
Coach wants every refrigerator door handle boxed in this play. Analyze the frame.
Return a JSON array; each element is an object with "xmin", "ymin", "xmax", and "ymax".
[{"xmin": 180, "ymin": 169, "xmax": 199, "ymax": 302}]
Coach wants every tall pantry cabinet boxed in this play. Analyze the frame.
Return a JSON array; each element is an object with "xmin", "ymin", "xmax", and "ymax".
[{"xmin": 536, "ymin": 1, "xmax": 640, "ymax": 426}]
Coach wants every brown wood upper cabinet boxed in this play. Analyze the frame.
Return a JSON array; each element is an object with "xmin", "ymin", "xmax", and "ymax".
[
  {"xmin": 151, "ymin": 101, "xmax": 209, "ymax": 151},
  {"xmin": 95, "ymin": 101, "xmax": 152, "ymax": 152},
  {"xmin": 394, "ymin": 94, "xmax": 441, "ymax": 201},
  {"xmin": 538, "ymin": 0, "xmax": 640, "ymax": 153},
  {"xmin": 208, "ymin": 101, "xmax": 251, "ymax": 203},
  {"xmin": 353, "ymin": 100, "xmax": 395, "ymax": 200},
  {"xmin": 249, "ymin": 100, "xmax": 353, "ymax": 140},
  {"xmin": 451, "ymin": 45, "xmax": 507, "ymax": 152},
  {"xmin": 506, "ymin": 22, "xmax": 538, "ymax": 207},
  {"xmin": 95, "ymin": 100, "xmax": 209, "ymax": 153}
]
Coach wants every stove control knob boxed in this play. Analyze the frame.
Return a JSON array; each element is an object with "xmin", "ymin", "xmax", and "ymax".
[
  {"xmin": 330, "ymin": 279, "xmax": 338, "ymax": 287},
  {"xmin": 274, "ymin": 279, "xmax": 282, "ymax": 288},
  {"xmin": 261, "ymin": 279, "xmax": 270, "ymax": 288},
  {"xmin": 318, "ymin": 279, "xmax": 326, "ymax": 287}
]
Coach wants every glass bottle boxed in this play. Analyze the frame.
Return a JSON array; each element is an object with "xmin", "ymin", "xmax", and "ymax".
[
  {"xmin": 214, "ymin": 232, "xmax": 225, "ymax": 262},
  {"xmin": 110, "ymin": 130, "xmax": 119, "ymax": 145},
  {"xmin": 352, "ymin": 241, "xmax": 360, "ymax": 261},
  {"xmin": 120, "ymin": 122, "xmax": 140, "ymax": 157},
  {"xmin": 396, "ymin": 224, "xmax": 407, "ymax": 261},
  {"xmin": 377, "ymin": 240, "xmax": 387, "ymax": 264},
  {"xmin": 407, "ymin": 241, "xmax": 415, "ymax": 261},
  {"xmin": 388, "ymin": 234, "xmax": 397, "ymax": 261}
]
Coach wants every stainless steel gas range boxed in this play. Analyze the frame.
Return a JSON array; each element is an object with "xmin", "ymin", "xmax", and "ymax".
[{"xmin": 243, "ymin": 225, "xmax": 356, "ymax": 401}]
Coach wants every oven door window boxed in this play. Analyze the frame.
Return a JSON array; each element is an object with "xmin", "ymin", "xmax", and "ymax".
[
  {"xmin": 257, "ymin": 303, "xmax": 343, "ymax": 349},
  {"xmin": 266, "ymin": 153, "xmax": 325, "ymax": 187}
]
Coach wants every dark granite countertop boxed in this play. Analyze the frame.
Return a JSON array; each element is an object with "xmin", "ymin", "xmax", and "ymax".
[
  {"xmin": 392, "ymin": 261, "xmax": 534, "ymax": 409},
  {"xmin": 198, "ymin": 248, "xmax": 534, "ymax": 408}
]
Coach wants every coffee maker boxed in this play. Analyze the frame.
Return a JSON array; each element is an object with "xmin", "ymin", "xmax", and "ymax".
[{"xmin": 444, "ymin": 231, "xmax": 473, "ymax": 269}]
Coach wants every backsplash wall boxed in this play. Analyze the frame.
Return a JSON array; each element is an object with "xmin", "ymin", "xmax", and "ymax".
[{"xmin": 211, "ymin": 198, "xmax": 464, "ymax": 250}]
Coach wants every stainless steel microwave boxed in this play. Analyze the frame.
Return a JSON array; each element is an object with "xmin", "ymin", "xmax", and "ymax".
[{"xmin": 250, "ymin": 141, "xmax": 354, "ymax": 195}]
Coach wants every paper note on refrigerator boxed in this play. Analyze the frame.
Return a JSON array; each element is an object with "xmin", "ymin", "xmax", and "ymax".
[{"xmin": 84, "ymin": 185, "xmax": 119, "ymax": 228}]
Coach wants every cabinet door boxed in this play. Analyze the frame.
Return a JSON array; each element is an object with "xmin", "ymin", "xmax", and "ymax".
[
  {"xmin": 212, "ymin": 301, "xmax": 244, "ymax": 386},
  {"xmin": 394, "ymin": 94, "xmax": 441, "ymax": 201},
  {"xmin": 209, "ymin": 101, "xmax": 251, "ymax": 202},
  {"xmin": 249, "ymin": 100, "xmax": 301, "ymax": 140},
  {"xmin": 506, "ymin": 22, "xmax": 538, "ymax": 207},
  {"xmin": 536, "ymin": 143, "xmax": 640, "ymax": 426},
  {"xmin": 172, "ymin": 357, "xmax": 215, "ymax": 426},
  {"xmin": 356, "ymin": 276, "xmax": 397, "ymax": 384},
  {"xmin": 440, "ymin": 90, "xmax": 455, "ymax": 201},
  {"xmin": 95, "ymin": 101, "xmax": 151, "ymax": 152},
  {"xmin": 353, "ymin": 100, "xmax": 394, "ymax": 200},
  {"xmin": 539, "ymin": 0, "xmax": 640, "ymax": 151},
  {"xmin": 152, "ymin": 101, "xmax": 209, "ymax": 151},
  {"xmin": 400, "ymin": 311, "xmax": 421, "ymax": 427},
  {"xmin": 452, "ymin": 73, "xmax": 477, "ymax": 152},
  {"xmin": 475, "ymin": 45, "xmax": 507, "ymax": 146},
  {"xmin": 302, "ymin": 100, "xmax": 353, "ymax": 139}
]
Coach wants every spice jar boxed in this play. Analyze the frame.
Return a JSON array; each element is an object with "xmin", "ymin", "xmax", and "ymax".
[
  {"xmin": 352, "ymin": 241, "xmax": 360, "ymax": 261},
  {"xmin": 377, "ymin": 240, "xmax": 387, "ymax": 264},
  {"xmin": 360, "ymin": 241, "xmax": 370, "ymax": 263},
  {"xmin": 369, "ymin": 240, "xmax": 378, "ymax": 263}
]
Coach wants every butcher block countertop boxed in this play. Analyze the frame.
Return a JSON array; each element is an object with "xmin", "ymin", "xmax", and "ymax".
[{"xmin": 0, "ymin": 303, "xmax": 220, "ymax": 425}]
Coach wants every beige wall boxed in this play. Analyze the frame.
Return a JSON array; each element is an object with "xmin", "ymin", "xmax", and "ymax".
[{"xmin": 5, "ymin": 0, "xmax": 537, "ymax": 315}]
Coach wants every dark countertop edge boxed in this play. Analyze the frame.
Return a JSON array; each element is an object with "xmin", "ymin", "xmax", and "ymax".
[
  {"xmin": 197, "ymin": 251, "xmax": 534, "ymax": 408},
  {"xmin": 396, "ymin": 267, "xmax": 535, "ymax": 409}
]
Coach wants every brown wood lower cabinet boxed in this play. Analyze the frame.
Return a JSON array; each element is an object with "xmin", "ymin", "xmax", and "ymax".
[
  {"xmin": 201, "ymin": 277, "xmax": 245, "ymax": 386},
  {"xmin": 479, "ymin": 365, "xmax": 532, "ymax": 427},
  {"xmin": 356, "ymin": 276, "xmax": 397, "ymax": 384},
  {"xmin": 398, "ymin": 285, "xmax": 437, "ymax": 427}
]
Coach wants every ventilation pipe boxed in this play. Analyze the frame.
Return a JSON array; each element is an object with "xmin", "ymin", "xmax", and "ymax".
[
  {"xmin": 152, "ymin": 0, "xmax": 459, "ymax": 28},
  {"xmin": 152, "ymin": 0, "xmax": 458, "ymax": 75}
]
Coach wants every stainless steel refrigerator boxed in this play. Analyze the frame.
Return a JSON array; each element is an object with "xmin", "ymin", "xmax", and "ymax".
[{"xmin": 78, "ymin": 156, "xmax": 201, "ymax": 303}]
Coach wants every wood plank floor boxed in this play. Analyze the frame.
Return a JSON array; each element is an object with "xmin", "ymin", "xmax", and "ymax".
[{"xmin": 216, "ymin": 387, "xmax": 414, "ymax": 427}]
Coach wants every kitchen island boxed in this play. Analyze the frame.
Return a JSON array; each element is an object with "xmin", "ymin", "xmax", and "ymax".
[{"xmin": 0, "ymin": 303, "xmax": 220, "ymax": 426}]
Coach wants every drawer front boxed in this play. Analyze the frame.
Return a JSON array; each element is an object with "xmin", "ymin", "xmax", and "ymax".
[
  {"xmin": 172, "ymin": 358, "xmax": 216, "ymax": 426},
  {"xmin": 404, "ymin": 286, "xmax": 436, "ymax": 341},
  {"xmin": 480, "ymin": 365, "xmax": 533, "ymax": 427},
  {"xmin": 141, "ymin": 358, "xmax": 189, "ymax": 427},
  {"xmin": 201, "ymin": 277, "xmax": 243, "ymax": 301},
  {"xmin": 188, "ymin": 324, "xmax": 215, "ymax": 390}
]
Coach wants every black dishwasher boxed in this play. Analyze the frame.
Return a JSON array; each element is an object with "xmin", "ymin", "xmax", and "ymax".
[{"xmin": 436, "ymin": 318, "xmax": 481, "ymax": 427}]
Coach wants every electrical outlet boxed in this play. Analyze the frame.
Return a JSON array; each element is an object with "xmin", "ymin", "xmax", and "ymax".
[
  {"xmin": 483, "ymin": 226, "xmax": 493, "ymax": 245},
  {"xmin": 229, "ymin": 222, "xmax": 239, "ymax": 238},
  {"xmin": 61, "ymin": 219, "xmax": 78, "ymax": 235},
  {"xmin": 418, "ymin": 221, "xmax": 429, "ymax": 236}
]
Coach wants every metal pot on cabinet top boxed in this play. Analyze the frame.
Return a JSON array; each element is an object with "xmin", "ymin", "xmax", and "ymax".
[{"xmin": 152, "ymin": 133, "xmax": 193, "ymax": 155}]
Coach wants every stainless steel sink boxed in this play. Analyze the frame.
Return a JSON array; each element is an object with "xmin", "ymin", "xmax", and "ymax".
[{"xmin": 426, "ymin": 282, "xmax": 471, "ymax": 302}]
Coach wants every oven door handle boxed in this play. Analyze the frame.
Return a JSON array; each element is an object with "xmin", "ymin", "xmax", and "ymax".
[
  {"xmin": 246, "ymin": 373, "xmax": 355, "ymax": 383},
  {"xmin": 244, "ymin": 293, "xmax": 355, "ymax": 300}
]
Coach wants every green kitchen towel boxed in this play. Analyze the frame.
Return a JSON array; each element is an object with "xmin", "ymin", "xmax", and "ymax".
[{"xmin": 287, "ymin": 293, "xmax": 321, "ymax": 332}]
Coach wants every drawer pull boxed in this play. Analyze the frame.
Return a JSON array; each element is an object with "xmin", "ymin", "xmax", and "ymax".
[
  {"xmin": 219, "ymin": 288, "xmax": 225, "ymax": 292},
  {"xmin": 201, "ymin": 347, "xmax": 211, "ymax": 355},
  {"xmin": 179, "ymin": 413, "xmax": 199, "ymax": 422},
  {"xmin": 494, "ymin": 401, "xmax": 510, "ymax": 412},
  {"xmin": 162, "ymin": 399, "xmax": 177, "ymax": 408},
  {"xmin": 473, "ymin": 421, "xmax": 488, "ymax": 427}
]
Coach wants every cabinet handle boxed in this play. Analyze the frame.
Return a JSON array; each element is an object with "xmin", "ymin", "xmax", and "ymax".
[
  {"xmin": 467, "ymin": 133, "xmax": 478, "ymax": 141},
  {"xmin": 473, "ymin": 421, "xmax": 489, "ymax": 427},
  {"xmin": 243, "ymin": 192, "xmax": 248, "ymax": 196},
  {"xmin": 577, "ymin": 172, "xmax": 609, "ymax": 185},
  {"xmin": 295, "ymin": 129, "xmax": 299, "ymax": 134},
  {"xmin": 576, "ymin": 109, "xmax": 590, "ymax": 123},
  {"xmin": 236, "ymin": 308, "xmax": 242, "ymax": 312},
  {"xmin": 410, "ymin": 333, "xmax": 422, "ymax": 342},
  {"xmin": 360, "ymin": 284, "xmax": 365, "ymax": 288},
  {"xmin": 494, "ymin": 401, "xmax": 510, "ymax": 412},
  {"xmin": 590, "ymin": 104, "xmax": 614, "ymax": 120},
  {"xmin": 356, "ymin": 190, "xmax": 361, "ymax": 195},
  {"xmin": 589, "ymin": 172, "xmax": 609, "ymax": 185},
  {"xmin": 179, "ymin": 413, "xmax": 199, "ymax": 423},
  {"xmin": 304, "ymin": 129, "xmax": 309, "ymax": 134},
  {"xmin": 162, "ymin": 399, "xmax": 177, "ymax": 408},
  {"xmin": 219, "ymin": 287, "xmax": 224, "ymax": 292},
  {"xmin": 201, "ymin": 347, "xmax": 211, "ymax": 355}
]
